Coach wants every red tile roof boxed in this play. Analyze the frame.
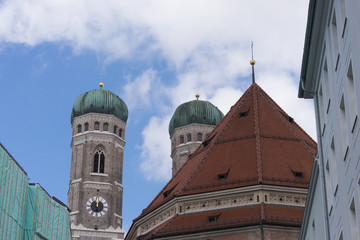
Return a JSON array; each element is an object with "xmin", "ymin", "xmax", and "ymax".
[
  {"xmin": 139, "ymin": 204, "xmax": 304, "ymax": 239},
  {"xmin": 136, "ymin": 83, "xmax": 316, "ymax": 220}
]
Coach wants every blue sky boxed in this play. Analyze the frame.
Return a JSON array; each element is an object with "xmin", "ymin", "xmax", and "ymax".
[{"xmin": 0, "ymin": 0, "xmax": 316, "ymax": 233}]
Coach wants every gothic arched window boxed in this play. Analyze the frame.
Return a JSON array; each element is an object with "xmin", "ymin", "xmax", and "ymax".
[
  {"xmin": 84, "ymin": 122, "xmax": 89, "ymax": 131},
  {"xmin": 197, "ymin": 133, "xmax": 203, "ymax": 141},
  {"xmin": 93, "ymin": 148, "xmax": 105, "ymax": 173},
  {"xmin": 187, "ymin": 134, "xmax": 192, "ymax": 142},
  {"xmin": 119, "ymin": 128, "xmax": 123, "ymax": 138},
  {"xmin": 77, "ymin": 124, "xmax": 82, "ymax": 133}
]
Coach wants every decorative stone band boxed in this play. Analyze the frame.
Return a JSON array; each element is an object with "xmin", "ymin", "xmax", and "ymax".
[
  {"xmin": 71, "ymin": 178, "xmax": 82, "ymax": 184},
  {"xmin": 90, "ymin": 172, "xmax": 109, "ymax": 177},
  {"xmin": 135, "ymin": 185, "xmax": 307, "ymax": 236},
  {"xmin": 71, "ymin": 223, "xmax": 124, "ymax": 240},
  {"xmin": 83, "ymin": 181, "xmax": 113, "ymax": 190},
  {"xmin": 114, "ymin": 181, "xmax": 123, "ymax": 190},
  {"xmin": 74, "ymin": 140, "xmax": 85, "ymax": 146},
  {"xmin": 140, "ymin": 207, "xmax": 176, "ymax": 235}
]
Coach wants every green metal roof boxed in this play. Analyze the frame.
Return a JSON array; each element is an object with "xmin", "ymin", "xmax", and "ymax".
[
  {"xmin": 71, "ymin": 89, "xmax": 128, "ymax": 123},
  {"xmin": 169, "ymin": 99, "xmax": 224, "ymax": 135}
]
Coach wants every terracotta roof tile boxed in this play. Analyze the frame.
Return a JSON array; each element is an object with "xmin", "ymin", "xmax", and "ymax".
[
  {"xmin": 138, "ymin": 204, "xmax": 304, "ymax": 239},
  {"xmin": 136, "ymin": 83, "xmax": 316, "ymax": 218}
]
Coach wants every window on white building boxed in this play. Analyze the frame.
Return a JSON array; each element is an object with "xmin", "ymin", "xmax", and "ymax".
[
  {"xmin": 318, "ymin": 85, "xmax": 325, "ymax": 131},
  {"xmin": 339, "ymin": 0, "xmax": 347, "ymax": 37},
  {"xmin": 349, "ymin": 198, "xmax": 358, "ymax": 239},
  {"xmin": 331, "ymin": 11, "xmax": 340, "ymax": 71},
  {"xmin": 340, "ymin": 94, "xmax": 349, "ymax": 160},
  {"xmin": 323, "ymin": 59, "xmax": 331, "ymax": 114},
  {"xmin": 330, "ymin": 137, "xmax": 338, "ymax": 196},
  {"xmin": 347, "ymin": 60, "xmax": 358, "ymax": 132},
  {"xmin": 339, "ymin": 232, "xmax": 343, "ymax": 240},
  {"xmin": 325, "ymin": 160, "xmax": 333, "ymax": 208}
]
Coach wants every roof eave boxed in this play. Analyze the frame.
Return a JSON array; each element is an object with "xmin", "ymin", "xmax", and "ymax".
[{"xmin": 299, "ymin": 0, "xmax": 331, "ymax": 99}]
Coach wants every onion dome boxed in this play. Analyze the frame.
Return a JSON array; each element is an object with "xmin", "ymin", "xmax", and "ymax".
[
  {"xmin": 169, "ymin": 95, "xmax": 224, "ymax": 135},
  {"xmin": 71, "ymin": 84, "xmax": 128, "ymax": 124}
]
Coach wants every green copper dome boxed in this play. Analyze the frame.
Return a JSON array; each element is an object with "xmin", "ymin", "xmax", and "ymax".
[
  {"xmin": 71, "ymin": 89, "xmax": 128, "ymax": 123},
  {"xmin": 169, "ymin": 99, "xmax": 224, "ymax": 135}
]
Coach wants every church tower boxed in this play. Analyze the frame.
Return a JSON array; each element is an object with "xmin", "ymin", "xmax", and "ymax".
[
  {"xmin": 67, "ymin": 83, "xmax": 128, "ymax": 240},
  {"xmin": 168, "ymin": 94, "xmax": 224, "ymax": 176}
]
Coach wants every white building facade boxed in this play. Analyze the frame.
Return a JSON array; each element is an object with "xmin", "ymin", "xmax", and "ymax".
[{"xmin": 299, "ymin": 0, "xmax": 360, "ymax": 239}]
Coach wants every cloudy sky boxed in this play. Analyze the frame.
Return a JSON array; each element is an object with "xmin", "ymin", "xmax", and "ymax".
[{"xmin": 0, "ymin": 0, "xmax": 315, "ymax": 233}]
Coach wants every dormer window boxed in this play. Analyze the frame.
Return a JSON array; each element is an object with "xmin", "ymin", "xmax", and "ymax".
[
  {"xmin": 103, "ymin": 123, "xmax": 108, "ymax": 131},
  {"xmin": 207, "ymin": 214, "xmax": 220, "ymax": 223},
  {"xmin": 217, "ymin": 168, "xmax": 230, "ymax": 180},
  {"xmin": 292, "ymin": 170, "xmax": 304, "ymax": 178},
  {"xmin": 94, "ymin": 122, "xmax": 100, "ymax": 130},
  {"xmin": 77, "ymin": 124, "xmax": 82, "ymax": 133}
]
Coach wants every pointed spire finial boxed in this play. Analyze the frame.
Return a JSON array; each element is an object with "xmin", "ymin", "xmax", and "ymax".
[
  {"xmin": 250, "ymin": 41, "xmax": 256, "ymax": 84},
  {"xmin": 195, "ymin": 93, "xmax": 200, "ymax": 100},
  {"xmin": 99, "ymin": 82, "xmax": 104, "ymax": 89}
]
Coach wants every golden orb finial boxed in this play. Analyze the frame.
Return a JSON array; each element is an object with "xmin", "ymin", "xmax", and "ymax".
[
  {"xmin": 250, "ymin": 59, "xmax": 256, "ymax": 66},
  {"xmin": 99, "ymin": 82, "xmax": 104, "ymax": 89},
  {"xmin": 195, "ymin": 93, "xmax": 200, "ymax": 100}
]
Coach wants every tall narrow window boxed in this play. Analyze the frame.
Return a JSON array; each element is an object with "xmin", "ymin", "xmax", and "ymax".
[
  {"xmin": 339, "ymin": 232, "xmax": 344, "ymax": 240},
  {"xmin": 347, "ymin": 61, "xmax": 358, "ymax": 131},
  {"xmin": 330, "ymin": 137, "xmax": 338, "ymax": 195},
  {"xmin": 77, "ymin": 124, "xmax": 82, "ymax": 133},
  {"xmin": 331, "ymin": 11, "xmax": 340, "ymax": 71},
  {"xmin": 339, "ymin": 0, "xmax": 347, "ymax": 37},
  {"xmin": 119, "ymin": 128, "xmax": 123, "ymax": 138},
  {"xmin": 312, "ymin": 219, "xmax": 316, "ymax": 240},
  {"xmin": 93, "ymin": 148, "xmax": 105, "ymax": 173},
  {"xmin": 325, "ymin": 160, "xmax": 333, "ymax": 208},
  {"xmin": 340, "ymin": 94, "xmax": 349, "ymax": 158},
  {"xmin": 323, "ymin": 59, "xmax": 331, "ymax": 114},
  {"xmin": 94, "ymin": 122, "xmax": 100, "ymax": 130},
  {"xmin": 349, "ymin": 198, "xmax": 358, "ymax": 239},
  {"xmin": 187, "ymin": 134, "xmax": 192, "ymax": 142},
  {"xmin": 114, "ymin": 125, "xmax": 118, "ymax": 134},
  {"xmin": 180, "ymin": 135, "xmax": 184, "ymax": 144},
  {"xmin": 103, "ymin": 123, "xmax": 108, "ymax": 131},
  {"xmin": 84, "ymin": 122, "xmax": 89, "ymax": 131},
  {"xmin": 318, "ymin": 85, "xmax": 325, "ymax": 127},
  {"xmin": 197, "ymin": 133, "xmax": 203, "ymax": 141}
]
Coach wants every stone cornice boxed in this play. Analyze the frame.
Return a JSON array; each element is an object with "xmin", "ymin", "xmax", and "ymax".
[{"xmin": 128, "ymin": 185, "xmax": 308, "ymax": 238}]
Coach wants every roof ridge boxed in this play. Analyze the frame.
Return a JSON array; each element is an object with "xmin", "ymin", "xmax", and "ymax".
[
  {"xmin": 252, "ymin": 84, "xmax": 263, "ymax": 184},
  {"xmin": 257, "ymin": 87, "xmax": 316, "ymax": 157},
  {"xmin": 182, "ymin": 88, "xmax": 252, "ymax": 192}
]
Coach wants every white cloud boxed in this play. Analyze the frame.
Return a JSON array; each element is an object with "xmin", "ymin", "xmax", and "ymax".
[
  {"xmin": 0, "ymin": 0, "xmax": 315, "ymax": 181},
  {"xmin": 123, "ymin": 69, "xmax": 158, "ymax": 109},
  {"xmin": 139, "ymin": 115, "xmax": 172, "ymax": 181},
  {"xmin": 257, "ymin": 71, "xmax": 317, "ymax": 140}
]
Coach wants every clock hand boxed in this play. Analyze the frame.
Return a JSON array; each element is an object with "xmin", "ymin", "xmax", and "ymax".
[{"xmin": 96, "ymin": 198, "xmax": 99, "ymax": 208}]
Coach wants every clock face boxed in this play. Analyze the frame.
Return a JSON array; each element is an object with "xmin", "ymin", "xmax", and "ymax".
[{"xmin": 86, "ymin": 196, "xmax": 108, "ymax": 217}]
